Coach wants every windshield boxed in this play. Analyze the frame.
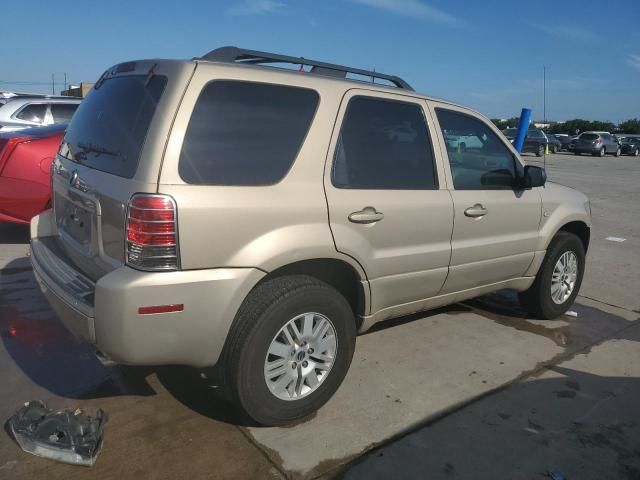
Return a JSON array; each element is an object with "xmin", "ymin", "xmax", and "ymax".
[
  {"xmin": 503, "ymin": 128, "xmax": 517, "ymax": 136},
  {"xmin": 59, "ymin": 74, "xmax": 167, "ymax": 178},
  {"xmin": 622, "ymin": 137, "xmax": 639, "ymax": 143}
]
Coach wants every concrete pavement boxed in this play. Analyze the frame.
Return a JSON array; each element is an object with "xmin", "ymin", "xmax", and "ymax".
[{"xmin": 0, "ymin": 152, "xmax": 638, "ymax": 479}]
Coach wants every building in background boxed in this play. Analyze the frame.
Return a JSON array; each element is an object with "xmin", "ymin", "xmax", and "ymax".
[{"xmin": 61, "ymin": 82, "xmax": 94, "ymax": 98}]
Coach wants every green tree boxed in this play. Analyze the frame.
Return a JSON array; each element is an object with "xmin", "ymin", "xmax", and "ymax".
[{"xmin": 618, "ymin": 118, "xmax": 640, "ymax": 134}]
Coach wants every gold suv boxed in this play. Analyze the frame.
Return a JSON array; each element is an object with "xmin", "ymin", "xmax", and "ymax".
[{"xmin": 30, "ymin": 47, "xmax": 591, "ymax": 425}]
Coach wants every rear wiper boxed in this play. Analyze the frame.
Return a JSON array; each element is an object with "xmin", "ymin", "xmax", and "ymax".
[{"xmin": 75, "ymin": 142, "xmax": 118, "ymax": 160}]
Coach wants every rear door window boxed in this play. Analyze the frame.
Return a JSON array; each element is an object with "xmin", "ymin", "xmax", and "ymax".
[
  {"xmin": 51, "ymin": 103, "xmax": 79, "ymax": 123},
  {"xmin": 179, "ymin": 81, "xmax": 319, "ymax": 185},
  {"xmin": 332, "ymin": 96, "xmax": 437, "ymax": 189},
  {"xmin": 15, "ymin": 104, "xmax": 46, "ymax": 123},
  {"xmin": 59, "ymin": 75, "xmax": 167, "ymax": 178}
]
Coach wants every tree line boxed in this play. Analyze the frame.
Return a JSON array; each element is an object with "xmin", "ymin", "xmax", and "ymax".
[{"xmin": 490, "ymin": 118, "xmax": 640, "ymax": 135}]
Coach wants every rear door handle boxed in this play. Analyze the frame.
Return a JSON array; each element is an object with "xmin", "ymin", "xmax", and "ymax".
[
  {"xmin": 348, "ymin": 207, "xmax": 384, "ymax": 224},
  {"xmin": 464, "ymin": 203, "xmax": 488, "ymax": 218}
]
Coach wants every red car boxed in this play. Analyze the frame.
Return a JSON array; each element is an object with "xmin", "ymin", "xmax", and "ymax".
[{"xmin": 0, "ymin": 124, "xmax": 65, "ymax": 225}]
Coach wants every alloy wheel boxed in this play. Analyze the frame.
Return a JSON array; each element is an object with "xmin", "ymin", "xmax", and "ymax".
[
  {"xmin": 550, "ymin": 251, "xmax": 578, "ymax": 305},
  {"xmin": 264, "ymin": 312, "xmax": 337, "ymax": 401}
]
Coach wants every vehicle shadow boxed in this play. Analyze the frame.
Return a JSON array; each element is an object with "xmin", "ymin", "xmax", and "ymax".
[{"xmin": 0, "ymin": 223, "xmax": 29, "ymax": 244}]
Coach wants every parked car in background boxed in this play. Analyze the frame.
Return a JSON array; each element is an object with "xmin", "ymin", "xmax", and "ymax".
[
  {"xmin": 443, "ymin": 131, "xmax": 484, "ymax": 151},
  {"xmin": 552, "ymin": 134, "xmax": 573, "ymax": 151},
  {"xmin": 546, "ymin": 134, "xmax": 562, "ymax": 153},
  {"xmin": 502, "ymin": 128, "xmax": 548, "ymax": 156},
  {"xmin": 573, "ymin": 132, "xmax": 621, "ymax": 157},
  {"xmin": 0, "ymin": 96, "xmax": 80, "ymax": 132},
  {"xmin": 620, "ymin": 136, "xmax": 640, "ymax": 156},
  {"xmin": 0, "ymin": 124, "xmax": 65, "ymax": 224}
]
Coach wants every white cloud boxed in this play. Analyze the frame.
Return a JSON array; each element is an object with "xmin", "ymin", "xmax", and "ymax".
[
  {"xmin": 627, "ymin": 54, "xmax": 640, "ymax": 71},
  {"xmin": 536, "ymin": 25, "xmax": 599, "ymax": 42},
  {"xmin": 227, "ymin": 0, "xmax": 285, "ymax": 16},
  {"xmin": 352, "ymin": 0, "xmax": 463, "ymax": 26}
]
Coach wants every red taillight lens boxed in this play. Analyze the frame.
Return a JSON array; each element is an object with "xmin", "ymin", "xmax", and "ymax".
[
  {"xmin": 0, "ymin": 137, "xmax": 30, "ymax": 173},
  {"xmin": 126, "ymin": 194, "xmax": 179, "ymax": 271}
]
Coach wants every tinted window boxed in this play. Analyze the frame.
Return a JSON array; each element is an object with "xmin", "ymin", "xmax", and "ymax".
[
  {"xmin": 332, "ymin": 96, "xmax": 437, "ymax": 189},
  {"xmin": 59, "ymin": 75, "xmax": 167, "ymax": 178},
  {"xmin": 527, "ymin": 129, "xmax": 543, "ymax": 138},
  {"xmin": 437, "ymin": 108, "xmax": 518, "ymax": 190},
  {"xmin": 179, "ymin": 81, "xmax": 319, "ymax": 185},
  {"xmin": 503, "ymin": 128, "xmax": 517, "ymax": 137},
  {"xmin": 580, "ymin": 133, "xmax": 599, "ymax": 140},
  {"xmin": 51, "ymin": 103, "xmax": 78, "ymax": 123},
  {"xmin": 16, "ymin": 104, "xmax": 46, "ymax": 123}
]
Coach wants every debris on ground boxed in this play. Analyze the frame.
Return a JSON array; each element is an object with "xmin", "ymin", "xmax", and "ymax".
[
  {"xmin": 7, "ymin": 400, "xmax": 108, "ymax": 466},
  {"xmin": 564, "ymin": 310, "xmax": 578, "ymax": 318}
]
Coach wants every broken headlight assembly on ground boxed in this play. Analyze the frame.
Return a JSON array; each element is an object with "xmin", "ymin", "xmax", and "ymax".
[{"xmin": 7, "ymin": 400, "xmax": 108, "ymax": 466}]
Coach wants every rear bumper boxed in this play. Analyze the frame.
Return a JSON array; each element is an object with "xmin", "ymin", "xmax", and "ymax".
[
  {"xmin": 31, "ymin": 211, "xmax": 265, "ymax": 367},
  {"xmin": 573, "ymin": 146, "xmax": 600, "ymax": 154}
]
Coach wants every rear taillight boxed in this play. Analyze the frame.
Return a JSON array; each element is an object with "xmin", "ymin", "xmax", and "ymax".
[
  {"xmin": 126, "ymin": 194, "xmax": 180, "ymax": 271},
  {"xmin": 0, "ymin": 137, "xmax": 30, "ymax": 173}
]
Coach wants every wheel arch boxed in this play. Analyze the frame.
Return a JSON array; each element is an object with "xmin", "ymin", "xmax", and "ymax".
[
  {"xmin": 556, "ymin": 221, "xmax": 590, "ymax": 252},
  {"xmin": 256, "ymin": 258, "xmax": 370, "ymax": 330}
]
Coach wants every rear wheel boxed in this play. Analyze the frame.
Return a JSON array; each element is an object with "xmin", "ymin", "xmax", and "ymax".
[
  {"xmin": 595, "ymin": 147, "xmax": 605, "ymax": 157},
  {"xmin": 634, "ymin": 149, "xmax": 639, "ymax": 157},
  {"xmin": 615, "ymin": 147, "xmax": 621, "ymax": 157},
  {"xmin": 222, "ymin": 275, "xmax": 356, "ymax": 426},
  {"xmin": 519, "ymin": 232, "xmax": 585, "ymax": 319},
  {"xmin": 552, "ymin": 145, "xmax": 558, "ymax": 153}
]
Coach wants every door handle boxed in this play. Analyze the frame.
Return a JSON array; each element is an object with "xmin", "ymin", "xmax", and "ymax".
[
  {"xmin": 348, "ymin": 207, "xmax": 384, "ymax": 224},
  {"xmin": 464, "ymin": 203, "xmax": 488, "ymax": 218}
]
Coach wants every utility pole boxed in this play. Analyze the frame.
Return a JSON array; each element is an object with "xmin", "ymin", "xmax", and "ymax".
[
  {"xmin": 64, "ymin": 72, "xmax": 67, "ymax": 91},
  {"xmin": 543, "ymin": 66, "xmax": 546, "ymax": 126},
  {"xmin": 51, "ymin": 73, "xmax": 55, "ymax": 95}
]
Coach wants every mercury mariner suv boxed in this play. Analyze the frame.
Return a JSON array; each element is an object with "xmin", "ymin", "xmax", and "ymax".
[{"xmin": 30, "ymin": 47, "xmax": 591, "ymax": 426}]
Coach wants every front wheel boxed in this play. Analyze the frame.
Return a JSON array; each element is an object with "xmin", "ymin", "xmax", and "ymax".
[
  {"xmin": 634, "ymin": 149, "xmax": 639, "ymax": 157},
  {"xmin": 222, "ymin": 275, "xmax": 356, "ymax": 426},
  {"xmin": 519, "ymin": 232, "xmax": 585, "ymax": 319},
  {"xmin": 615, "ymin": 147, "xmax": 621, "ymax": 157},
  {"xmin": 536, "ymin": 144, "xmax": 545, "ymax": 157},
  {"xmin": 552, "ymin": 145, "xmax": 558, "ymax": 153}
]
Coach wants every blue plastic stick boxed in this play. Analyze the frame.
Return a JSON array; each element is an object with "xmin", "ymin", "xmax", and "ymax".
[{"xmin": 513, "ymin": 108, "xmax": 532, "ymax": 154}]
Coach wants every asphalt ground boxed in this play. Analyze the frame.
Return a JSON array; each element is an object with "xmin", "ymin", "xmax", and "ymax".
[{"xmin": 0, "ymin": 151, "xmax": 638, "ymax": 479}]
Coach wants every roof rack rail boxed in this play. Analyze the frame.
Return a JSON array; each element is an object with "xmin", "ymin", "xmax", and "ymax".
[{"xmin": 197, "ymin": 46, "xmax": 414, "ymax": 91}]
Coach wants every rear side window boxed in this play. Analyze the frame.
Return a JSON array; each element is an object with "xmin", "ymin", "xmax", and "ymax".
[
  {"xmin": 51, "ymin": 103, "xmax": 78, "ymax": 123},
  {"xmin": 60, "ymin": 75, "xmax": 167, "ymax": 178},
  {"xmin": 15, "ymin": 104, "xmax": 46, "ymax": 123},
  {"xmin": 179, "ymin": 81, "xmax": 319, "ymax": 185},
  {"xmin": 332, "ymin": 96, "xmax": 437, "ymax": 189}
]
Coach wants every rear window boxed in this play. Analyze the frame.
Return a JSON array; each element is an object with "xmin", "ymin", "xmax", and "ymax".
[
  {"xmin": 179, "ymin": 81, "xmax": 319, "ymax": 185},
  {"xmin": 503, "ymin": 128, "xmax": 517, "ymax": 137},
  {"xmin": 59, "ymin": 75, "xmax": 167, "ymax": 178},
  {"xmin": 51, "ymin": 103, "xmax": 78, "ymax": 123},
  {"xmin": 580, "ymin": 133, "xmax": 599, "ymax": 140}
]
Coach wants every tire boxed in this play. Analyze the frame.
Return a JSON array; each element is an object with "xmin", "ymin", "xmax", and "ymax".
[
  {"xmin": 594, "ymin": 147, "xmax": 605, "ymax": 157},
  {"xmin": 634, "ymin": 149, "xmax": 639, "ymax": 157},
  {"xmin": 222, "ymin": 275, "xmax": 356, "ymax": 426},
  {"xmin": 552, "ymin": 145, "xmax": 558, "ymax": 153},
  {"xmin": 615, "ymin": 147, "xmax": 621, "ymax": 157},
  {"xmin": 536, "ymin": 144, "xmax": 544, "ymax": 157},
  {"xmin": 519, "ymin": 232, "xmax": 585, "ymax": 319}
]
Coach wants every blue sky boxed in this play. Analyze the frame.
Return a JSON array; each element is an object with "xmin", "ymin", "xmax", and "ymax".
[{"xmin": 1, "ymin": 0, "xmax": 639, "ymax": 122}]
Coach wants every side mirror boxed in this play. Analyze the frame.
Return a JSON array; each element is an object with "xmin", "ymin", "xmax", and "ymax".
[{"xmin": 522, "ymin": 165, "xmax": 547, "ymax": 188}]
